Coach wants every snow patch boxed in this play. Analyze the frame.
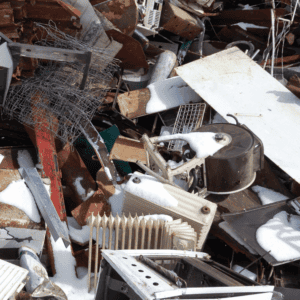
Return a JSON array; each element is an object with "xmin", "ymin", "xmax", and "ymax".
[
  {"xmin": 167, "ymin": 160, "xmax": 184, "ymax": 169},
  {"xmin": 232, "ymin": 265, "xmax": 257, "ymax": 281},
  {"xmin": 146, "ymin": 76, "xmax": 201, "ymax": 114},
  {"xmin": 109, "ymin": 185, "xmax": 125, "ymax": 216},
  {"xmin": 252, "ymin": 185, "xmax": 288, "ymax": 205},
  {"xmin": 125, "ymin": 172, "xmax": 178, "ymax": 207},
  {"xmin": 0, "ymin": 179, "xmax": 40, "ymax": 223},
  {"xmin": 0, "ymin": 154, "xmax": 4, "ymax": 164},
  {"xmin": 73, "ymin": 177, "xmax": 95, "ymax": 201},
  {"xmin": 157, "ymin": 132, "xmax": 224, "ymax": 158},
  {"xmin": 234, "ymin": 22, "xmax": 268, "ymax": 31},
  {"xmin": 256, "ymin": 211, "xmax": 300, "ymax": 262},
  {"xmin": 17, "ymin": 150, "xmax": 35, "ymax": 168},
  {"xmin": 139, "ymin": 214, "xmax": 173, "ymax": 222},
  {"xmin": 50, "ymin": 236, "xmax": 95, "ymax": 300},
  {"xmin": 68, "ymin": 217, "xmax": 115, "ymax": 247},
  {"xmin": 104, "ymin": 167, "xmax": 113, "ymax": 181}
]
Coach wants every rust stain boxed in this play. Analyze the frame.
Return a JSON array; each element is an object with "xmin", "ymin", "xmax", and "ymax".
[{"xmin": 71, "ymin": 190, "xmax": 111, "ymax": 226}]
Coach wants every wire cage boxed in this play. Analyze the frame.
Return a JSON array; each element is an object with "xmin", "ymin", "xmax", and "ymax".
[{"xmin": 4, "ymin": 22, "xmax": 119, "ymax": 144}]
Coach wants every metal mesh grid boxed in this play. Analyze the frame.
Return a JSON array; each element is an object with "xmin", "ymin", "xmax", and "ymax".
[
  {"xmin": 168, "ymin": 103, "xmax": 206, "ymax": 152},
  {"xmin": 4, "ymin": 22, "xmax": 119, "ymax": 144}
]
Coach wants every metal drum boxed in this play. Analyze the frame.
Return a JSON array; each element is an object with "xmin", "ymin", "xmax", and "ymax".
[{"xmin": 196, "ymin": 123, "xmax": 263, "ymax": 194}]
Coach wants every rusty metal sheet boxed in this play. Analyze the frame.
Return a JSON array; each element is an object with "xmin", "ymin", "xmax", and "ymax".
[
  {"xmin": 160, "ymin": 1, "xmax": 202, "ymax": 41},
  {"xmin": 109, "ymin": 136, "xmax": 148, "ymax": 164},
  {"xmin": 74, "ymin": 244, "xmax": 101, "ymax": 271},
  {"xmin": 0, "ymin": 8, "xmax": 15, "ymax": 27},
  {"xmin": 96, "ymin": 167, "xmax": 116, "ymax": 200},
  {"xmin": 0, "ymin": 26, "xmax": 20, "ymax": 39},
  {"xmin": 57, "ymin": 142, "xmax": 97, "ymax": 208},
  {"xmin": 56, "ymin": 0, "xmax": 81, "ymax": 18},
  {"xmin": 261, "ymin": 54, "xmax": 300, "ymax": 67},
  {"xmin": 24, "ymin": 2, "xmax": 77, "ymax": 21},
  {"xmin": 211, "ymin": 8, "xmax": 293, "ymax": 27},
  {"xmin": 0, "ymin": 170, "xmax": 21, "ymax": 192},
  {"xmin": 93, "ymin": 0, "xmax": 138, "ymax": 36},
  {"xmin": 0, "ymin": 203, "xmax": 44, "ymax": 229},
  {"xmin": 106, "ymin": 29, "xmax": 148, "ymax": 69},
  {"xmin": 71, "ymin": 190, "xmax": 110, "ymax": 226},
  {"xmin": 117, "ymin": 88, "xmax": 151, "ymax": 119},
  {"xmin": 25, "ymin": 94, "xmax": 67, "ymax": 222}
]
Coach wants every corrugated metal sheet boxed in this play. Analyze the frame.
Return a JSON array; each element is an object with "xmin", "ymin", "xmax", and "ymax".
[{"xmin": 0, "ymin": 259, "xmax": 28, "ymax": 300}]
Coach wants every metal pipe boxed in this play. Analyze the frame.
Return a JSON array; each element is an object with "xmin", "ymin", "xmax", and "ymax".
[
  {"xmin": 225, "ymin": 41, "xmax": 255, "ymax": 57},
  {"xmin": 148, "ymin": 50, "xmax": 177, "ymax": 85},
  {"xmin": 197, "ymin": 17, "xmax": 210, "ymax": 58},
  {"xmin": 139, "ymin": 255, "xmax": 187, "ymax": 288},
  {"xmin": 132, "ymin": 29, "xmax": 149, "ymax": 51}
]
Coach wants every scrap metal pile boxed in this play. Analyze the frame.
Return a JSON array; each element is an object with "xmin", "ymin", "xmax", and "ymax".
[{"xmin": 1, "ymin": 0, "xmax": 300, "ymax": 299}]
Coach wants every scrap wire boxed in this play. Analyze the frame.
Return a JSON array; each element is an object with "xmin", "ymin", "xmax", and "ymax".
[{"xmin": 4, "ymin": 22, "xmax": 119, "ymax": 144}]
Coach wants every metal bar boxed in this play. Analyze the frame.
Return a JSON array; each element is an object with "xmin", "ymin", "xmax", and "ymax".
[
  {"xmin": 8, "ymin": 43, "xmax": 91, "ymax": 64},
  {"xmin": 139, "ymin": 255, "xmax": 187, "ymax": 288},
  {"xmin": 80, "ymin": 122, "xmax": 119, "ymax": 185},
  {"xmin": 18, "ymin": 167, "xmax": 70, "ymax": 248},
  {"xmin": 182, "ymin": 257, "xmax": 244, "ymax": 286}
]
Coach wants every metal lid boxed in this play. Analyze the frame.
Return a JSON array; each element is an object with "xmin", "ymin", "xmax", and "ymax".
[{"xmin": 196, "ymin": 123, "xmax": 254, "ymax": 159}]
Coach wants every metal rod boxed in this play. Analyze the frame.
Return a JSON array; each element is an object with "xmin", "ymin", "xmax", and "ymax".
[
  {"xmin": 87, "ymin": 217, "xmax": 94, "ymax": 292},
  {"xmin": 112, "ymin": 69, "xmax": 123, "ymax": 110},
  {"xmin": 238, "ymin": 250, "xmax": 271, "ymax": 275},
  {"xmin": 139, "ymin": 255, "xmax": 187, "ymax": 288}
]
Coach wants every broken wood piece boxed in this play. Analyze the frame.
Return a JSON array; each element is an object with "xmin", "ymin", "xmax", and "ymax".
[
  {"xmin": 71, "ymin": 190, "xmax": 111, "ymax": 226},
  {"xmin": 117, "ymin": 76, "xmax": 201, "ymax": 118},
  {"xmin": 109, "ymin": 136, "xmax": 148, "ymax": 164}
]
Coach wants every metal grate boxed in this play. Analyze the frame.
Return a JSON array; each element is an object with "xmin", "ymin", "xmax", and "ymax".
[
  {"xmin": 168, "ymin": 103, "xmax": 206, "ymax": 152},
  {"xmin": 87, "ymin": 213, "xmax": 196, "ymax": 291},
  {"xmin": 0, "ymin": 259, "xmax": 28, "ymax": 300}
]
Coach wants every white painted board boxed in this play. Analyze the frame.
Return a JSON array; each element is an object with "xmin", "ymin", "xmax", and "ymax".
[{"xmin": 176, "ymin": 47, "xmax": 300, "ymax": 184}]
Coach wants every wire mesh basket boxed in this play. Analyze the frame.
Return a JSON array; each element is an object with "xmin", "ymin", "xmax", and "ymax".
[{"xmin": 168, "ymin": 103, "xmax": 206, "ymax": 152}]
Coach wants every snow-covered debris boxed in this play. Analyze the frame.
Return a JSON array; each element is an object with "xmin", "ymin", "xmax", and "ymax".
[
  {"xmin": 252, "ymin": 185, "xmax": 289, "ymax": 205},
  {"xmin": 157, "ymin": 132, "xmax": 225, "ymax": 158},
  {"xmin": 232, "ymin": 265, "xmax": 257, "ymax": 281},
  {"xmin": 50, "ymin": 236, "xmax": 95, "ymax": 300},
  {"xmin": 0, "ymin": 179, "xmax": 41, "ymax": 223},
  {"xmin": 125, "ymin": 172, "xmax": 178, "ymax": 207},
  {"xmin": 256, "ymin": 211, "xmax": 300, "ymax": 262},
  {"xmin": 139, "ymin": 214, "xmax": 173, "ymax": 222},
  {"xmin": 109, "ymin": 185, "xmax": 125, "ymax": 216},
  {"xmin": 73, "ymin": 177, "xmax": 95, "ymax": 201},
  {"xmin": 67, "ymin": 217, "xmax": 114, "ymax": 247}
]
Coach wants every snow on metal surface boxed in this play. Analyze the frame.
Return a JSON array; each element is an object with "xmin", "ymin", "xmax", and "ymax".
[{"xmin": 176, "ymin": 47, "xmax": 300, "ymax": 184}]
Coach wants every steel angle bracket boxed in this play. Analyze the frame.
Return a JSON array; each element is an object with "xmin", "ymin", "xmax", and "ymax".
[
  {"xmin": 80, "ymin": 122, "xmax": 120, "ymax": 186},
  {"xmin": 18, "ymin": 167, "xmax": 71, "ymax": 248}
]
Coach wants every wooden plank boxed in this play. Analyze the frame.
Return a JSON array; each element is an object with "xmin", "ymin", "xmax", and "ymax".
[
  {"xmin": 109, "ymin": 136, "xmax": 148, "ymax": 164},
  {"xmin": 118, "ymin": 88, "xmax": 151, "ymax": 119}
]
